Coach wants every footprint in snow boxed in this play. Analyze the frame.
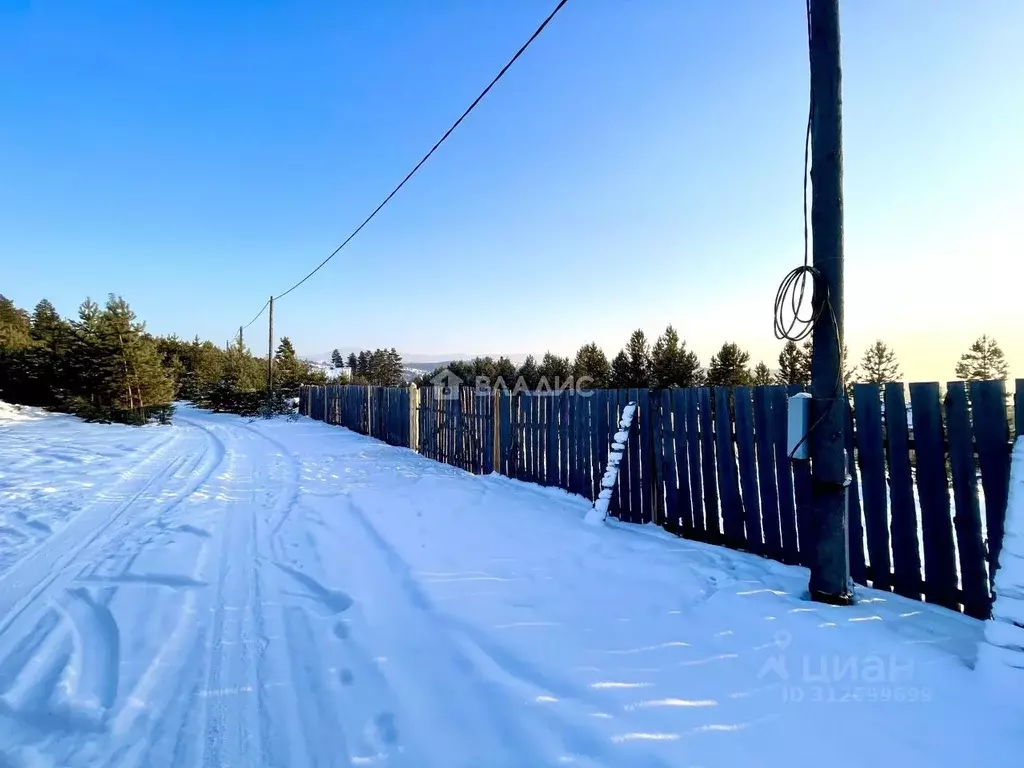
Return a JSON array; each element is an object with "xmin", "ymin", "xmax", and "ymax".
[{"xmin": 374, "ymin": 712, "xmax": 399, "ymax": 745}]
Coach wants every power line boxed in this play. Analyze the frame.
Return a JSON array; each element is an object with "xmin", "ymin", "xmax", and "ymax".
[
  {"xmin": 269, "ymin": 0, "xmax": 570, "ymax": 303},
  {"xmin": 242, "ymin": 299, "xmax": 270, "ymax": 330}
]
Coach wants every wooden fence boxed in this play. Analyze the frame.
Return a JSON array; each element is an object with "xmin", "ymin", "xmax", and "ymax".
[
  {"xmin": 299, "ymin": 378, "xmax": 1023, "ymax": 618},
  {"xmin": 301, "ymin": 384, "xmax": 410, "ymax": 448}
]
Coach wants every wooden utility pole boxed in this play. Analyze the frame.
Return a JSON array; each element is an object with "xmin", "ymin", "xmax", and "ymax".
[
  {"xmin": 267, "ymin": 296, "xmax": 275, "ymax": 399},
  {"xmin": 238, "ymin": 326, "xmax": 243, "ymax": 351},
  {"xmin": 808, "ymin": 0, "xmax": 853, "ymax": 605}
]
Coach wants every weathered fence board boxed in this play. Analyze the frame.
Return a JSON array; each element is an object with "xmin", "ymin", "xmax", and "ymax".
[
  {"xmin": 970, "ymin": 379, "xmax": 1011, "ymax": 579},
  {"xmin": 734, "ymin": 387, "xmax": 762, "ymax": 554},
  {"xmin": 945, "ymin": 381, "xmax": 989, "ymax": 618},
  {"xmin": 844, "ymin": 399, "xmax": 868, "ymax": 586},
  {"xmin": 714, "ymin": 387, "xmax": 744, "ymax": 547},
  {"xmin": 696, "ymin": 388, "xmax": 720, "ymax": 541},
  {"xmin": 659, "ymin": 389, "xmax": 679, "ymax": 533},
  {"xmin": 752, "ymin": 386, "xmax": 781, "ymax": 560},
  {"xmin": 883, "ymin": 383, "xmax": 922, "ymax": 599},
  {"xmin": 767, "ymin": 386, "xmax": 800, "ymax": 565},
  {"xmin": 909, "ymin": 382, "xmax": 958, "ymax": 611},
  {"xmin": 682, "ymin": 388, "xmax": 704, "ymax": 538},
  {"xmin": 671, "ymin": 389, "xmax": 694, "ymax": 536},
  {"xmin": 853, "ymin": 384, "xmax": 890, "ymax": 591}
]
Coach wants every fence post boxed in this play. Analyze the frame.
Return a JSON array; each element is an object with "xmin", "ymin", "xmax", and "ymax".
[{"xmin": 408, "ymin": 383, "xmax": 419, "ymax": 451}]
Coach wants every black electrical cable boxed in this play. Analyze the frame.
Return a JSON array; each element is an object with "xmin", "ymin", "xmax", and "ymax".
[
  {"xmin": 271, "ymin": 0, "xmax": 570, "ymax": 302},
  {"xmin": 242, "ymin": 299, "xmax": 270, "ymax": 331}
]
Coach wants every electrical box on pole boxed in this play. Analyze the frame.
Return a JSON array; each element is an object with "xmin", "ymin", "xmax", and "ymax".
[{"xmin": 787, "ymin": 392, "xmax": 811, "ymax": 461}]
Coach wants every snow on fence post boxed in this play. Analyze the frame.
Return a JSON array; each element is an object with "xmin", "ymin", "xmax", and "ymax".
[
  {"xmin": 585, "ymin": 401, "xmax": 637, "ymax": 525},
  {"xmin": 976, "ymin": 436, "xmax": 1024, "ymax": 705},
  {"xmin": 408, "ymin": 382, "xmax": 419, "ymax": 452}
]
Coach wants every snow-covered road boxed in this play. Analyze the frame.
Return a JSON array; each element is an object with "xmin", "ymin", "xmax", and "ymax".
[{"xmin": 0, "ymin": 406, "xmax": 1019, "ymax": 767}]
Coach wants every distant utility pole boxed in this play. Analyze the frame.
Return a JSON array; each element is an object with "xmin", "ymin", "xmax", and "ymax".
[
  {"xmin": 267, "ymin": 296, "xmax": 275, "ymax": 398},
  {"xmin": 238, "ymin": 326, "xmax": 243, "ymax": 351},
  {"xmin": 808, "ymin": 0, "xmax": 853, "ymax": 605}
]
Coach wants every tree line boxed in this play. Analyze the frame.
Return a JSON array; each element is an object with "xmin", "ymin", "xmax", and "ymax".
[
  {"xmin": 331, "ymin": 348, "xmax": 404, "ymax": 387},
  {"xmin": 4, "ymin": 292, "xmax": 1010, "ymax": 425},
  {"xmin": 411, "ymin": 326, "xmax": 1012, "ymax": 392},
  {"xmin": 0, "ymin": 294, "xmax": 328, "ymax": 424}
]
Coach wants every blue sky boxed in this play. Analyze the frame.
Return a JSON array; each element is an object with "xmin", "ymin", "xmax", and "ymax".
[{"xmin": 2, "ymin": 1, "xmax": 1021, "ymax": 380}]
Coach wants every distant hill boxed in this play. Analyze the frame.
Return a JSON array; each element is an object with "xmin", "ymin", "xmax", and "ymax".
[{"xmin": 305, "ymin": 351, "xmax": 531, "ymax": 370}]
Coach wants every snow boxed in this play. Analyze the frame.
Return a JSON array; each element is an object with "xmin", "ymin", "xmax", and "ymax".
[
  {"xmin": 0, "ymin": 405, "xmax": 1020, "ymax": 767},
  {"xmin": 976, "ymin": 437, "xmax": 1024, "ymax": 702},
  {"xmin": 0, "ymin": 402, "xmax": 58, "ymax": 424},
  {"xmin": 586, "ymin": 402, "xmax": 637, "ymax": 525}
]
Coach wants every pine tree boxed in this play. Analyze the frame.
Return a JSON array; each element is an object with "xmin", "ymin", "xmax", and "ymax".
[
  {"xmin": 347, "ymin": 352, "xmax": 358, "ymax": 371},
  {"xmin": 649, "ymin": 325, "xmax": 703, "ymax": 388},
  {"xmin": 356, "ymin": 351, "xmax": 369, "ymax": 379},
  {"xmin": 752, "ymin": 362, "xmax": 773, "ymax": 386},
  {"xmin": 707, "ymin": 342, "xmax": 752, "ymax": 387},
  {"xmin": 516, "ymin": 355, "xmax": 540, "ymax": 391},
  {"xmin": 650, "ymin": 326, "xmax": 681, "ymax": 389},
  {"xmin": 859, "ymin": 340, "xmax": 901, "ymax": 384},
  {"xmin": 776, "ymin": 341, "xmax": 807, "ymax": 386},
  {"xmin": 572, "ymin": 343, "xmax": 611, "ymax": 389},
  {"xmin": 621, "ymin": 330, "xmax": 651, "ymax": 388},
  {"xmin": 274, "ymin": 337, "xmax": 304, "ymax": 395},
  {"xmin": 797, "ymin": 339, "xmax": 857, "ymax": 391},
  {"xmin": 331, "ymin": 349, "xmax": 344, "ymax": 368},
  {"xmin": 0, "ymin": 295, "xmax": 34, "ymax": 403},
  {"xmin": 799, "ymin": 340, "xmax": 813, "ymax": 386},
  {"xmin": 494, "ymin": 356, "xmax": 518, "ymax": 390},
  {"xmin": 539, "ymin": 352, "xmax": 572, "ymax": 390},
  {"xmin": 27, "ymin": 299, "xmax": 72, "ymax": 406},
  {"xmin": 384, "ymin": 347, "xmax": 404, "ymax": 386},
  {"xmin": 955, "ymin": 335, "xmax": 1009, "ymax": 381},
  {"xmin": 471, "ymin": 356, "xmax": 498, "ymax": 385},
  {"xmin": 610, "ymin": 351, "xmax": 631, "ymax": 389}
]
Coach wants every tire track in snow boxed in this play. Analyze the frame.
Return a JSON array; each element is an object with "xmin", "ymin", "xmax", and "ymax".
[
  {"xmin": 194, "ymin": 422, "xmax": 265, "ymax": 768},
  {"xmin": 235, "ymin": 421, "xmax": 409, "ymax": 766},
  {"xmin": 236, "ymin": 422, "xmax": 356, "ymax": 767},
  {"xmin": 81, "ymin": 416, "xmax": 230, "ymax": 768},
  {"xmin": 0, "ymin": 428, "xmax": 187, "ymax": 639},
  {"xmin": 0, "ymin": 419, "xmax": 227, "ymax": 765}
]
